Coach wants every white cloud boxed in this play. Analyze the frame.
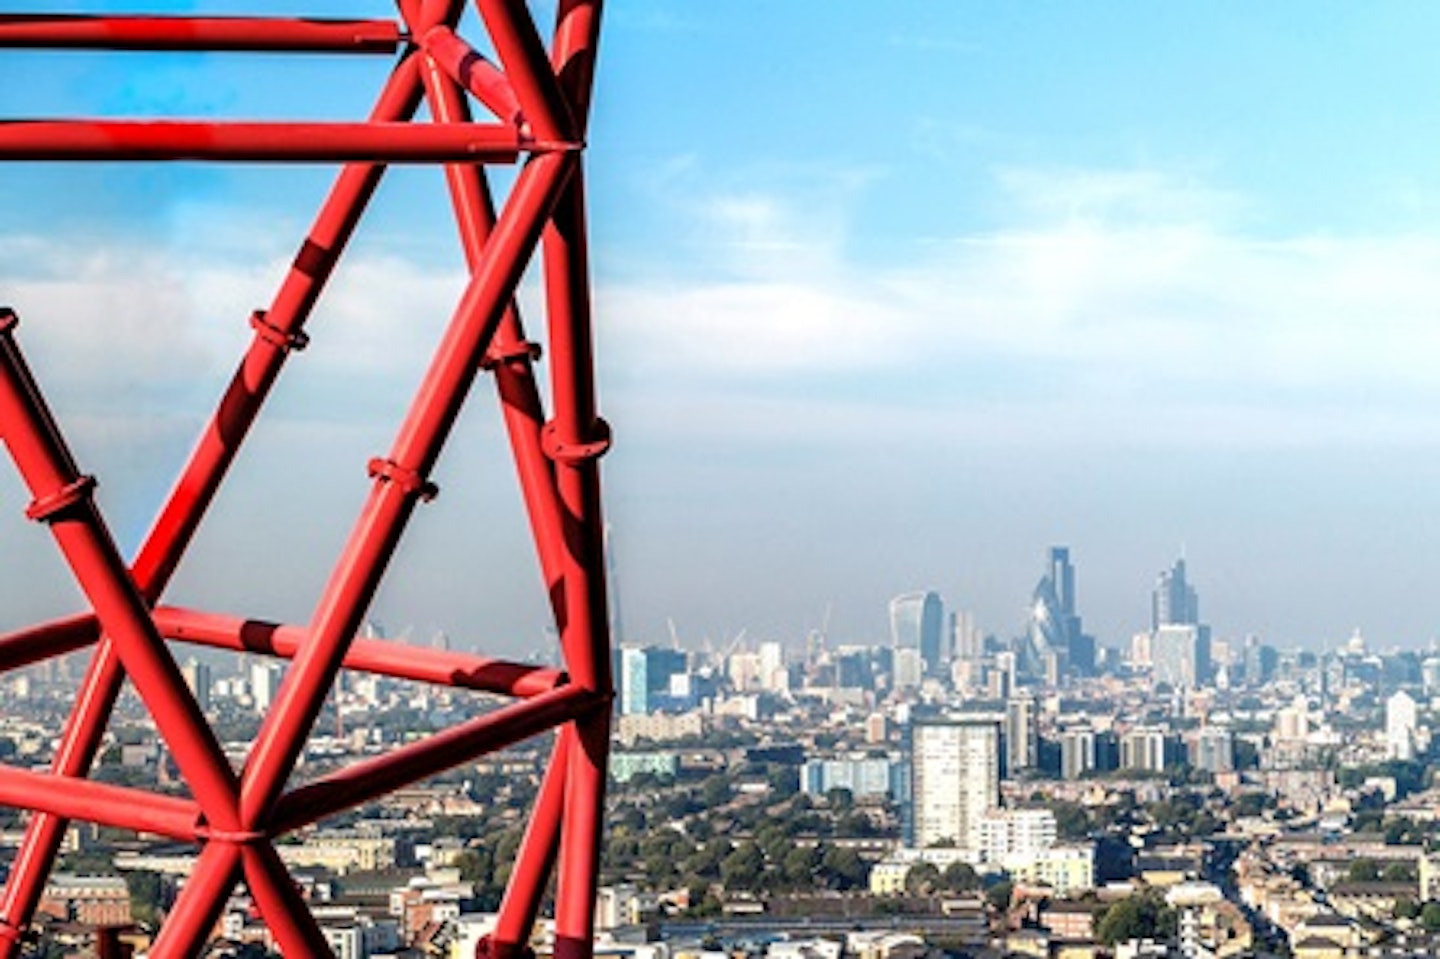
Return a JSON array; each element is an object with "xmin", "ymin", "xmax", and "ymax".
[{"xmin": 595, "ymin": 165, "xmax": 1440, "ymax": 451}]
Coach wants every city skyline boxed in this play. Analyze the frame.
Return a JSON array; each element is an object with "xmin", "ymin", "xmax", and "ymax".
[{"xmin": 5, "ymin": 5, "xmax": 1440, "ymax": 655}]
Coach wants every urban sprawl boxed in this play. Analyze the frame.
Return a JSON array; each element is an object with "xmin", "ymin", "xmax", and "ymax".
[{"xmin": 4, "ymin": 547, "xmax": 1437, "ymax": 959}]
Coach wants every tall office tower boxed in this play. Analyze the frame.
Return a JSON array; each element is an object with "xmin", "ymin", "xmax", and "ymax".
[
  {"xmin": 1060, "ymin": 727, "xmax": 1096, "ymax": 780},
  {"xmin": 909, "ymin": 719, "xmax": 1000, "ymax": 849},
  {"xmin": 1049, "ymin": 547, "xmax": 1075, "ymax": 615},
  {"xmin": 1005, "ymin": 695, "xmax": 1039, "ymax": 775},
  {"xmin": 1387, "ymin": 690, "xmax": 1419, "ymax": 761},
  {"xmin": 1151, "ymin": 624, "xmax": 1210, "ymax": 689},
  {"xmin": 181, "ymin": 658, "xmax": 212, "ymax": 713},
  {"xmin": 893, "ymin": 647, "xmax": 924, "ymax": 691},
  {"xmin": 619, "ymin": 645, "xmax": 688, "ymax": 716},
  {"xmin": 1152, "ymin": 556, "xmax": 1199, "ymax": 629},
  {"xmin": 1026, "ymin": 546, "xmax": 1090, "ymax": 679},
  {"xmin": 890, "ymin": 591, "xmax": 945, "ymax": 678},
  {"xmin": 953, "ymin": 609, "xmax": 983, "ymax": 661}
]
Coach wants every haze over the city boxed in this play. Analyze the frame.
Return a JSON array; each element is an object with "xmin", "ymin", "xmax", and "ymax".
[{"xmin": 3, "ymin": 3, "xmax": 1440, "ymax": 653}]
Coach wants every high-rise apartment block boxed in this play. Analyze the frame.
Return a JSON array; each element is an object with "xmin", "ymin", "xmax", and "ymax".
[
  {"xmin": 1387, "ymin": 690, "xmax": 1418, "ymax": 761},
  {"xmin": 1121, "ymin": 727, "xmax": 1168, "ymax": 773},
  {"xmin": 1061, "ymin": 727, "xmax": 1096, "ymax": 780},
  {"xmin": 619, "ymin": 646, "xmax": 687, "ymax": 716},
  {"xmin": 909, "ymin": 719, "xmax": 1000, "ymax": 849},
  {"xmin": 1005, "ymin": 695, "xmax": 1039, "ymax": 775}
]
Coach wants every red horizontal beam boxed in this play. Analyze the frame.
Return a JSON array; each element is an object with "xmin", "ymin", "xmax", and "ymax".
[
  {"xmin": 152, "ymin": 605, "xmax": 565, "ymax": 697},
  {"xmin": 0, "ymin": 763, "xmax": 199, "ymax": 841},
  {"xmin": 0, "ymin": 121, "xmax": 545, "ymax": 163},
  {"xmin": 0, "ymin": 16, "xmax": 402, "ymax": 53},
  {"xmin": 0, "ymin": 612, "xmax": 98, "ymax": 673},
  {"xmin": 270, "ymin": 683, "xmax": 600, "ymax": 832}
]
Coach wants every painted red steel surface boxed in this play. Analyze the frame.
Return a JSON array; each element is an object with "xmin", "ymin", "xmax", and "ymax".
[{"xmin": 0, "ymin": 3, "xmax": 612, "ymax": 957}]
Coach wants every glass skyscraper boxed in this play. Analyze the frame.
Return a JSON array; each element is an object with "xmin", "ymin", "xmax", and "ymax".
[{"xmin": 889, "ymin": 591, "xmax": 945, "ymax": 678}]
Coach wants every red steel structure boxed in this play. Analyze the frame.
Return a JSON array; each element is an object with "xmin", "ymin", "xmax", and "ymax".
[{"xmin": 0, "ymin": 3, "xmax": 612, "ymax": 957}]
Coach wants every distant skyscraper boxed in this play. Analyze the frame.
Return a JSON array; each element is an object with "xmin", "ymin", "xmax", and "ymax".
[
  {"xmin": 1387, "ymin": 690, "xmax": 1418, "ymax": 761},
  {"xmin": 1026, "ymin": 547, "xmax": 1089, "ymax": 678},
  {"xmin": 1152, "ymin": 556, "xmax": 1199, "ymax": 630},
  {"xmin": 604, "ymin": 524, "xmax": 624, "ymax": 646},
  {"xmin": 909, "ymin": 719, "xmax": 999, "ymax": 848},
  {"xmin": 1120, "ymin": 728, "xmax": 1168, "ymax": 773},
  {"xmin": 1148, "ymin": 555, "xmax": 1211, "ymax": 689},
  {"xmin": 1191, "ymin": 726, "xmax": 1234, "ymax": 773},
  {"xmin": 181, "ymin": 658, "xmax": 211, "ymax": 714},
  {"xmin": 1151, "ymin": 624, "xmax": 1210, "ymax": 689},
  {"xmin": 1060, "ymin": 727, "xmax": 1096, "ymax": 780},
  {"xmin": 1005, "ymin": 695, "xmax": 1039, "ymax": 775},
  {"xmin": 619, "ymin": 646, "xmax": 687, "ymax": 716},
  {"xmin": 250, "ymin": 662, "xmax": 278, "ymax": 713},
  {"xmin": 890, "ymin": 591, "xmax": 945, "ymax": 678}
]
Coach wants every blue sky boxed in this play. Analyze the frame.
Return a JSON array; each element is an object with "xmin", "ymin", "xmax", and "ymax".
[{"xmin": 4, "ymin": 3, "xmax": 1440, "ymax": 656}]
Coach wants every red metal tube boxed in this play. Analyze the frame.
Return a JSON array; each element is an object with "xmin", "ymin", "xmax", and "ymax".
[
  {"xmin": 132, "ymin": 51, "xmax": 425, "ymax": 597},
  {"xmin": 0, "ymin": 611, "xmax": 97, "ymax": 672},
  {"xmin": 145, "ymin": 843, "xmax": 242, "ymax": 959},
  {"xmin": 153, "ymin": 605, "xmax": 565, "ymax": 697},
  {"xmin": 270, "ymin": 683, "xmax": 597, "ymax": 833},
  {"xmin": 555, "ymin": 713, "xmax": 611, "ymax": 959},
  {"xmin": 551, "ymin": 0, "xmax": 604, "ymax": 135},
  {"xmin": 542, "ymin": 172, "xmax": 611, "ymax": 696},
  {"xmin": 480, "ymin": 0, "xmax": 576, "ymax": 144},
  {"xmin": 420, "ymin": 63, "xmax": 567, "ymax": 602},
  {"xmin": 492, "ymin": 729, "xmax": 570, "ymax": 948},
  {"xmin": 239, "ymin": 150, "xmax": 574, "ymax": 830},
  {"xmin": 420, "ymin": 25, "xmax": 525, "ymax": 129},
  {"xmin": 0, "ymin": 642, "xmax": 125, "ymax": 958},
  {"xmin": 0, "ymin": 55, "xmax": 434, "ymax": 956},
  {"xmin": 0, "ymin": 762, "xmax": 199, "ymax": 840},
  {"xmin": 0, "ymin": 15, "xmax": 401, "ymax": 52},
  {"xmin": 0, "ymin": 324, "xmax": 243, "ymax": 835},
  {"xmin": 242, "ymin": 844, "xmax": 334, "ymax": 957},
  {"xmin": 0, "ymin": 120, "xmax": 531, "ymax": 163}
]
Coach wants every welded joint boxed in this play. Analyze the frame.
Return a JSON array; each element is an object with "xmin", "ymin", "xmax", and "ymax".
[
  {"xmin": 540, "ymin": 418, "xmax": 610, "ymax": 465},
  {"xmin": 249, "ymin": 310, "xmax": 310, "ymax": 353},
  {"xmin": 0, "ymin": 308, "xmax": 16, "ymax": 335},
  {"xmin": 480, "ymin": 338, "xmax": 542, "ymax": 370},
  {"xmin": 25, "ymin": 475, "xmax": 96, "ymax": 523},
  {"xmin": 418, "ymin": 25, "xmax": 530, "ymax": 138},
  {"xmin": 367, "ymin": 457, "xmax": 439, "ymax": 502}
]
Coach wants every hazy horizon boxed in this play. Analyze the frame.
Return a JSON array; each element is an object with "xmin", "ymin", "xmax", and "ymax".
[{"xmin": 4, "ymin": 3, "xmax": 1440, "ymax": 657}]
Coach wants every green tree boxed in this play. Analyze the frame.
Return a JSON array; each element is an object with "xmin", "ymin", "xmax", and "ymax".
[
  {"xmin": 700, "ymin": 776, "xmax": 731, "ymax": 808},
  {"xmin": 124, "ymin": 870, "xmax": 166, "ymax": 927},
  {"xmin": 720, "ymin": 842, "xmax": 765, "ymax": 892},
  {"xmin": 940, "ymin": 861, "xmax": 980, "ymax": 892},
  {"xmin": 1348, "ymin": 859, "xmax": 1381, "ymax": 883},
  {"xmin": 984, "ymin": 879, "xmax": 1014, "ymax": 911},
  {"xmin": 819, "ymin": 845, "xmax": 867, "ymax": 890},
  {"xmin": 904, "ymin": 862, "xmax": 941, "ymax": 896},
  {"xmin": 1098, "ymin": 892, "xmax": 1176, "ymax": 946},
  {"xmin": 1422, "ymin": 902, "xmax": 1440, "ymax": 931}
]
